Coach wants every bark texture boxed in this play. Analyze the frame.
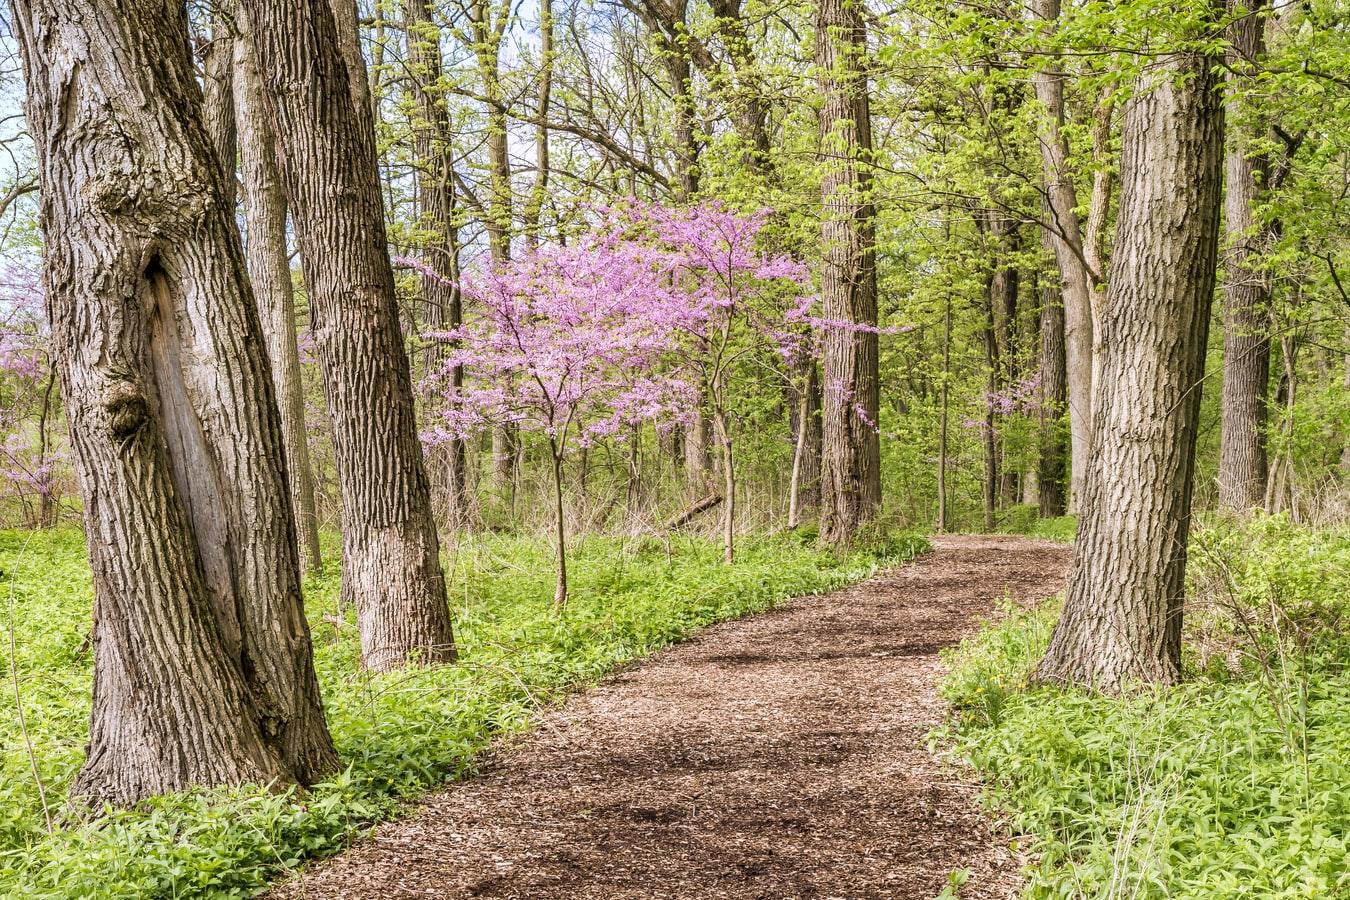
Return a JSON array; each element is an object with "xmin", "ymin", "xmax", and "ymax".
[
  {"xmin": 816, "ymin": 0, "xmax": 881, "ymax": 545},
  {"xmin": 232, "ymin": 14, "xmax": 326, "ymax": 573},
  {"xmin": 241, "ymin": 0, "xmax": 456, "ymax": 671},
  {"xmin": 405, "ymin": 0, "xmax": 469, "ymax": 528},
  {"xmin": 1037, "ymin": 47, "xmax": 1225, "ymax": 691},
  {"xmin": 1217, "ymin": 0, "xmax": 1273, "ymax": 511},
  {"xmin": 1037, "ymin": 227, "xmax": 1069, "ymax": 518},
  {"xmin": 1030, "ymin": 0, "xmax": 1096, "ymax": 512},
  {"xmin": 15, "ymin": 0, "xmax": 336, "ymax": 805}
]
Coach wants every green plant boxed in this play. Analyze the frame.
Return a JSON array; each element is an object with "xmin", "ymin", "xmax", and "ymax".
[
  {"xmin": 0, "ymin": 527, "xmax": 922, "ymax": 897},
  {"xmin": 938, "ymin": 517, "xmax": 1350, "ymax": 898}
]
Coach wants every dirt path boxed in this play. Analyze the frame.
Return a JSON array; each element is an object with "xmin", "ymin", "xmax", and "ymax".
[{"xmin": 271, "ymin": 535, "xmax": 1070, "ymax": 900}]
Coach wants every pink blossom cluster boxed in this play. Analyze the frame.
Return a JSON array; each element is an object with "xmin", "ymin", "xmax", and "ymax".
[
  {"xmin": 985, "ymin": 370, "xmax": 1044, "ymax": 416},
  {"xmin": 403, "ymin": 201, "xmax": 820, "ymax": 455}
]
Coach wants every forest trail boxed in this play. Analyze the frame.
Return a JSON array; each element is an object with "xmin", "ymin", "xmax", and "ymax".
[{"xmin": 271, "ymin": 536, "xmax": 1070, "ymax": 899}]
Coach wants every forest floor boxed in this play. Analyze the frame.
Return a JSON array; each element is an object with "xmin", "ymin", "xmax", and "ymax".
[{"xmin": 268, "ymin": 535, "xmax": 1070, "ymax": 900}]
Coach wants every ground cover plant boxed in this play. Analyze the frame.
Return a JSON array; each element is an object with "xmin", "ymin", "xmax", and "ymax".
[
  {"xmin": 939, "ymin": 515, "xmax": 1350, "ymax": 898},
  {"xmin": 0, "ymin": 527, "xmax": 926, "ymax": 898}
]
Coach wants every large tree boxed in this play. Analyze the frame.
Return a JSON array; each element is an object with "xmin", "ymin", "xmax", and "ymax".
[
  {"xmin": 1037, "ymin": 41, "xmax": 1225, "ymax": 690},
  {"xmin": 13, "ymin": 0, "xmax": 337, "ymax": 805},
  {"xmin": 241, "ymin": 0, "xmax": 456, "ymax": 671},
  {"xmin": 816, "ymin": 0, "xmax": 882, "ymax": 544}
]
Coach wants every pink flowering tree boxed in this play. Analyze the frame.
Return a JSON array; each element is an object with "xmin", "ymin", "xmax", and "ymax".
[
  {"xmin": 400, "ymin": 236, "xmax": 696, "ymax": 609},
  {"xmin": 616, "ymin": 202, "xmax": 816, "ymax": 565},
  {"xmin": 0, "ymin": 261, "xmax": 62, "ymax": 526}
]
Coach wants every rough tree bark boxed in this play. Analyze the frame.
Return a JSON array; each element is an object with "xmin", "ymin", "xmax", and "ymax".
[
  {"xmin": 405, "ymin": 0, "xmax": 469, "ymax": 529},
  {"xmin": 232, "ymin": 14, "xmax": 326, "ymax": 573},
  {"xmin": 241, "ymin": 0, "xmax": 456, "ymax": 671},
  {"xmin": 1038, "ymin": 224, "xmax": 1069, "ymax": 517},
  {"xmin": 816, "ymin": 0, "xmax": 882, "ymax": 545},
  {"xmin": 1030, "ymin": 0, "xmax": 1097, "ymax": 513},
  {"xmin": 15, "ymin": 0, "xmax": 337, "ymax": 805},
  {"xmin": 1217, "ymin": 0, "xmax": 1273, "ymax": 511},
  {"xmin": 1037, "ymin": 42, "xmax": 1225, "ymax": 691}
]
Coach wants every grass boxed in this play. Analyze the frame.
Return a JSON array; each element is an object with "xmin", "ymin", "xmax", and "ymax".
[
  {"xmin": 938, "ymin": 514, "xmax": 1350, "ymax": 898},
  {"xmin": 0, "ymin": 526, "xmax": 927, "ymax": 898}
]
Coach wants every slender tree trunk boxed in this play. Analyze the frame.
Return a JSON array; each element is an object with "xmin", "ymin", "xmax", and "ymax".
[
  {"xmin": 708, "ymin": 0, "xmax": 772, "ymax": 175},
  {"xmin": 15, "ymin": 0, "xmax": 337, "ymax": 806},
  {"xmin": 937, "ymin": 294, "xmax": 951, "ymax": 532},
  {"xmin": 787, "ymin": 361, "xmax": 821, "ymax": 528},
  {"xmin": 242, "ymin": 0, "xmax": 456, "ymax": 671},
  {"xmin": 1031, "ymin": 0, "xmax": 1096, "ymax": 514},
  {"xmin": 232, "ymin": 17, "xmax": 325, "ymax": 574},
  {"xmin": 981, "ymin": 272, "xmax": 999, "ymax": 531},
  {"xmin": 549, "ymin": 442, "xmax": 568, "ymax": 609},
  {"xmin": 991, "ymin": 217, "xmax": 1020, "ymax": 508},
  {"xmin": 816, "ymin": 0, "xmax": 881, "ymax": 545},
  {"xmin": 1218, "ymin": 0, "xmax": 1273, "ymax": 512},
  {"xmin": 1037, "ymin": 42, "xmax": 1225, "ymax": 691},
  {"xmin": 1038, "ymin": 226, "xmax": 1069, "ymax": 517},
  {"xmin": 713, "ymin": 407, "xmax": 736, "ymax": 564}
]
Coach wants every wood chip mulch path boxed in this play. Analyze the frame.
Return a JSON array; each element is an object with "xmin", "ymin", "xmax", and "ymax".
[{"xmin": 269, "ymin": 534, "xmax": 1070, "ymax": 900}]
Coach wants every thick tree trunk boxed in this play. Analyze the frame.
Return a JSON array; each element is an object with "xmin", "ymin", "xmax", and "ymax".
[
  {"xmin": 1030, "ymin": 0, "xmax": 1096, "ymax": 514},
  {"xmin": 1038, "ymin": 227, "xmax": 1069, "ymax": 517},
  {"xmin": 15, "ymin": 0, "xmax": 337, "ymax": 806},
  {"xmin": 1217, "ymin": 0, "xmax": 1273, "ymax": 512},
  {"xmin": 816, "ymin": 0, "xmax": 881, "ymax": 545},
  {"xmin": 405, "ymin": 0, "xmax": 469, "ymax": 530},
  {"xmin": 1037, "ymin": 44, "xmax": 1225, "ymax": 691},
  {"xmin": 232, "ymin": 18, "xmax": 326, "ymax": 574},
  {"xmin": 242, "ymin": 0, "xmax": 456, "ymax": 671}
]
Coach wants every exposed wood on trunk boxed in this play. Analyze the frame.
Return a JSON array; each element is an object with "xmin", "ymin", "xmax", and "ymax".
[
  {"xmin": 1038, "ymin": 40, "xmax": 1225, "ymax": 691},
  {"xmin": 15, "ymin": 0, "xmax": 336, "ymax": 805},
  {"xmin": 241, "ymin": 0, "xmax": 457, "ymax": 671},
  {"xmin": 816, "ymin": 0, "xmax": 882, "ymax": 545}
]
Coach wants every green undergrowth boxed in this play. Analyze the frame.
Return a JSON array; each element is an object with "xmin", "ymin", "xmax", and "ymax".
[
  {"xmin": 995, "ymin": 504, "xmax": 1077, "ymax": 543},
  {"xmin": 939, "ymin": 514, "xmax": 1350, "ymax": 898},
  {"xmin": 0, "ymin": 526, "xmax": 927, "ymax": 898}
]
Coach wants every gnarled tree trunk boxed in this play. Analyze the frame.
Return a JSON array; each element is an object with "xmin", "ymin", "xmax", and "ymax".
[
  {"xmin": 241, "ymin": 0, "xmax": 456, "ymax": 671},
  {"xmin": 1037, "ymin": 43, "xmax": 1225, "ymax": 691},
  {"xmin": 15, "ymin": 0, "xmax": 336, "ymax": 806},
  {"xmin": 816, "ymin": 0, "xmax": 881, "ymax": 545}
]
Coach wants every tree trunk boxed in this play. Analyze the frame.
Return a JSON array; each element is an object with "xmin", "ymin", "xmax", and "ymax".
[
  {"xmin": 937, "ymin": 294, "xmax": 952, "ymax": 531},
  {"xmin": 522, "ymin": 0, "xmax": 554, "ymax": 249},
  {"xmin": 981, "ymin": 271, "xmax": 1000, "ymax": 532},
  {"xmin": 1217, "ymin": 0, "xmax": 1273, "ymax": 512},
  {"xmin": 816, "ymin": 0, "xmax": 881, "ymax": 545},
  {"xmin": 15, "ymin": 0, "xmax": 337, "ymax": 806},
  {"xmin": 1037, "ymin": 42, "xmax": 1224, "ymax": 691},
  {"xmin": 230, "ymin": 20, "xmax": 325, "ymax": 574},
  {"xmin": 405, "ymin": 0, "xmax": 469, "ymax": 530},
  {"xmin": 787, "ymin": 360, "xmax": 822, "ymax": 528},
  {"xmin": 1030, "ymin": 0, "xmax": 1096, "ymax": 515},
  {"xmin": 242, "ymin": 0, "xmax": 456, "ymax": 671},
  {"xmin": 1037, "ymin": 225, "xmax": 1069, "ymax": 517}
]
